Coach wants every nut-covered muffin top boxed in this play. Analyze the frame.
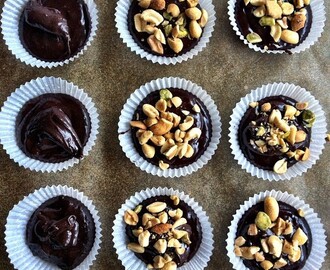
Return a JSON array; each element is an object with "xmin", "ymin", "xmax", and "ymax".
[
  {"xmin": 128, "ymin": 0, "xmax": 209, "ymax": 56},
  {"xmin": 238, "ymin": 95, "xmax": 315, "ymax": 174},
  {"xmin": 234, "ymin": 196, "xmax": 312, "ymax": 270},
  {"xmin": 124, "ymin": 195, "xmax": 202, "ymax": 270},
  {"xmin": 130, "ymin": 88, "xmax": 212, "ymax": 170},
  {"xmin": 235, "ymin": 0, "xmax": 312, "ymax": 52}
]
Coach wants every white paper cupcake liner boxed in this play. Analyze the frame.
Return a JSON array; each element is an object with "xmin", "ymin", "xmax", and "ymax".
[
  {"xmin": 5, "ymin": 185, "xmax": 102, "ymax": 270},
  {"xmin": 226, "ymin": 190, "xmax": 327, "ymax": 270},
  {"xmin": 228, "ymin": 82, "xmax": 327, "ymax": 181},
  {"xmin": 227, "ymin": 0, "xmax": 326, "ymax": 54},
  {"xmin": 118, "ymin": 77, "xmax": 221, "ymax": 178},
  {"xmin": 0, "ymin": 76, "xmax": 99, "ymax": 173},
  {"xmin": 112, "ymin": 187, "xmax": 214, "ymax": 270},
  {"xmin": 1, "ymin": 0, "xmax": 98, "ymax": 68},
  {"xmin": 115, "ymin": 0, "xmax": 216, "ymax": 65}
]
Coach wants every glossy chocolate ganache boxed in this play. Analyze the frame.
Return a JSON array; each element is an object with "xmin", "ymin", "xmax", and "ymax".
[
  {"xmin": 128, "ymin": 0, "xmax": 208, "ymax": 56},
  {"xmin": 235, "ymin": 198, "xmax": 312, "ymax": 270},
  {"xmin": 16, "ymin": 93, "xmax": 91, "ymax": 163},
  {"xmin": 20, "ymin": 0, "xmax": 91, "ymax": 61},
  {"xmin": 125, "ymin": 195, "xmax": 202, "ymax": 268},
  {"xmin": 131, "ymin": 88, "xmax": 212, "ymax": 169},
  {"xmin": 235, "ymin": 0, "xmax": 312, "ymax": 52},
  {"xmin": 238, "ymin": 95, "xmax": 314, "ymax": 173},
  {"xmin": 26, "ymin": 196, "xmax": 95, "ymax": 270}
]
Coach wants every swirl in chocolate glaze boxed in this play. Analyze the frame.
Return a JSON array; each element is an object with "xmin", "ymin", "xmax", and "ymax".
[
  {"xmin": 235, "ymin": 0, "xmax": 312, "ymax": 52},
  {"xmin": 236, "ymin": 201, "xmax": 312, "ymax": 269},
  {"xmin": 126, "ymin": 195, "xmax": 202, "ymax": 267},
  {"xmin": 238, "ymin": 96, "xmax": 311, "ymax": 171},
  {"xmin": 26, "ymin": 196, "xmax": 95, "ymax": 270},
  {"xmin": 16, "ymin": 93, "xmax": 91, "ymax": 163},
  {"xmin": 20, "ymin": 0, "xmax": 91, "ymax": 61},
  {"xmin": 131, "ymin": 88, "xmax": 212, "ymax": 168}
]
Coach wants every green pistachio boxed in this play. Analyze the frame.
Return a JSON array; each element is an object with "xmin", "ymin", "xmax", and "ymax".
[
  {"xmin": 164, "ymin": 24, "xmax": 173, "ymax": 37},
  {"xmin": 259, "ymin": 16, "xmax": 276, "ymax": 27},
  {"xmin": 177, "ymin": 26, "xmax": 188, "ymax": 38},
  {"xmin": 160, "ymin": 89, "xmax": 173, "ymax": 100},
  {"xmin": 246, "ymin": 32, "xmax": 262, "ymax": 43},
  {"xmin": 302, "ymin": 110, "xmax": 316, "ymax": 127},
  {"xmin": 163, "ymin": 12, "xmax": 173, "ymax": 21},
  {"xmin": 255, "ymin": 211, "xmax": 272, "ymax": 231},
  {"xmin": 175, "ymin": 13, "xmax": 186, "ymax": 27}
]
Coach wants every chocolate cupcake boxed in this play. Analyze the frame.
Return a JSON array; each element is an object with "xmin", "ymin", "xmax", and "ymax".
[
  {"xmin": 228, "ymin": 0, "xmax": 325, "ymax": 54},
  {"xmin": 5, "ymin": 185, "xmax": 102, "ymax": 270},
  {"xmin": 226, "ymin": 190, "xmax": 327, "ymax": 270},
  {"xmin": 229, "ymin": 82, "xmax": 327, "ymax": 181},
  {"xmin": 118, "ymin": 77, "xmax": 221, "ymax": 177},
  {"xmin": 115, "ymin": 0, "xmax": 215, "ymax": 64},
  {"xmin": 112, "ymin": 187, "xmax": 214, "ymax": 269},
  {"xmin": 1, "ymin": 0, "xmax": 98, "ymax": 68},
  {"xmin": 0, "ymin": 77, "xmax": 99, "ymax": 172}
]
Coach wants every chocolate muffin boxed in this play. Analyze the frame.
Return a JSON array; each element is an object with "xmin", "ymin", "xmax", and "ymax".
[
  {"xmin": 235, "ymin": 0, "xmax": 312, "ymax": 52},
  {"xmin": 128, "ymin": 0, "xmax": 209, "ymax": 56},
  {"xmin": 238, "ymin": 95, "xmax": 315, "ymax": 174},
  {"xmin": 124, "ymin": 195, "xmax": 202, "ymax": 269},
  {"xmin": 234, "ymin": 196, "xmax": 312, "ymax": 269},
  {"xmin": 15, "ymin": 93, "xmax": 91, "ymax": 163},
  {"xmin": 130, "ymin": 88, "xmax": 212, "ymax": 170},
  {"xmin": 19, "ymin": 0, "xmax": 91, "ymax": 61},
  {"xmin": 26, "ymin": 195, "xmax": 96, "ymax": 270}
]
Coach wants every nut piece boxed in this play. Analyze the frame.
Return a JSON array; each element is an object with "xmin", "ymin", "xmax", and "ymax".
[
  {"xmin": 261, "ymin": 102, "xmax": 271, "ymax": 112},
  {"xmin": 159, "ymin": 160, "xmax": 169, "ymax": 170},
  {"xmin": 150, "ymin": 118, "xmax": 173, "ymax": 136},
  {"xmin": 154, "ymin": 239, "xmax": 167, "ymax": 254},
  {"xmin": 268, "ymin": 235, "xmax": 282, "ymax": 258},
  {"xmin": 167, "ymin": 37, "xmax": 184, "ymax": 54},
  {"xmin": 170, "ymin": 195, "xmax": 180, "ymax": 205},
  {"xmin": 235, "ymin": 236, "xmax": 246, "ymax": 247},
  {"xmin": 291, "ymin": 13, "xmax": 306, "ymax": 32},
  {"xmin": 260, "ymin": 260, "xmax": 273, "ymax": 270},
  {"xmin": 139, "ymin": 0, "xmax": 151, "ymax": 9},
  {"xmin": 270, "ymin": 23, "xmax": 282, "ymax": 42},
  {"xmin": 142, "ymin": 144, "xmax": 156, "ymax": 158},
  {"xmin": 281, "ymin": 2, "xmax": 294, "ymax": 15},
  {"xmin": 151, "ymin": 223, "xmax": 172, "ymax": 234},
  {"xmin": 162, "ymin": 261, "xmax": 177, "ymax": 270},
  {"xmin": 172, "ymin": 217, "xmax": 187, "ymax": 229},
  {"xmin": 198, "ymin": 9, "xmax": 208, "ymax": 27},
  {"xmin": 295, "ymin": 130, "xmax": 307, "ymax": 143},
  {"xmin": 130, "ymin": 120, "xmax": 147, "ymax": 129},
  {"xmin": 171, "ymin": 96, "xmax": 183, "ymax": 108},
  {"xmin": 147, "ymin": 35, "xmax": 164, "ymax": 54},
  {"xmin": 139, "ymin": 130, "xmax": 153, "ymax": 145},
  {"xmin": 264, "ymin": 196, "xmax": 279, "ymax": 222},
  {"xmin": 127, "ymin": 242, "xmax": 145, "ymax": 253},
  {"xmin": 143, "ymin": 104, "xmax": 159, "ymax": 118},
  {"xmin": 296, "ymin": 102, "xmax": 308, "ymax": 110},
  {"xmin": 147, "ymin": 201, "xmax": 167, "ymax": 213},
  {"xmin": 253, "ymin": 5, "xmax": 266, "ymax": 17},
  {"xmin": 138, "ymin": 230, "xmax": 151, "ymax": 247},
  {"xmin": 247, "ymin": 32, "xmax": 263, "ymax": 43},
  {"xmin": 274, "ymin": 258, "xmax": 288, "ymax": 268},
  {"xmin": 273, "ymin": 158, "xmax": 288, "ymax": 174},
  {"xmin": 297, "ymin": 208, "xmax": 305, "ymax": 217},
  {"xmin": 189, "ymin": 20, "xmax": 203, "ymax": 39},
  {"xmin": 167, "ymin": 3, "xmax": 180, "ymax": 17},
  {"xmin": 248, "ymin": 224, "xmax": 258, "ymax": 236},
  {"xmin": 292, "ymin": 227, "xmax": 308, "ymax": 245},
  {"xmin": 124, "ymin": 209, "xmax": 139, "ymax": 225},
  {"xmin": 281, "ymin": 30, "xmax": 299, "ymax": 44},
  {"xmin": 179, "ymin": 116, "xmax": 194, "ymax": 131},
  {"xmin": 141, "ymin": 9, "xmax": 164, "ymax": 26},
  {"xmin": 266, "ymin": 0, "xmax": 283, "ymax": 19},
  {"xmin": 187, "ymin": 0, "xmax": 199, "ymax": 7},
  {"xmin": 184, "ymin": 127, "xmax": 202, "ymax": 141},
  {"xmin": 255, "ymin": 211, "xmax": 272, "ymax": 231},
  {"xmin": 185, "ymin": 7, "xmax": 202, "ymax": 20},
  {"xmin": 134, "ymin": 14, "xmax": 145, "ymax": 32},
  {"xmin": 150, "ymin": 0, "xmax": 166, "ymax": 11},
  {"xmin": 301, "ymin": 147, "xmax": 310, "ymax": 161}
]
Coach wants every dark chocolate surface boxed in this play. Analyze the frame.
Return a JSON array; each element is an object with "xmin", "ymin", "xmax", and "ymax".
[
  {"xmin": 26, "ymin": 195, "xmax": 95, "ymax": 270},
  {"xmin": 238, "ymin": 95, "xmax": 311, "ymax": 171},
  {"xmin": 128, "ymin": 0, "xmax": 201, "ymax": 56},
  {"xmin": 20, "ymin": 0, "xmax": 91, "ymax": 61},
  {"xmin": 131, "ymin": 88, "xmax": 212, "ymax": 168},
  {"xmin": 16, "ymin": 93, "xmax": 91, "ymax": 163},
  {"xmin": 235, "ymin": 0, "xmax": 312, "ymax": 52},
  {"xmin": 126, "ymin": 195, "xmax": 202, "ymax": 267},
  {"xmin": 236, "ymin": 201, "xmax": 312, "ymax": 270}
]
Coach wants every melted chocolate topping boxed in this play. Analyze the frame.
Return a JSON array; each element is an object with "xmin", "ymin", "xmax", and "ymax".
[
  {"xmin": 126, "ymin": 195, "xmax": 202, "ymax": 266},
  {"xmin": 238, "ymin": 96, "xmax": 311, "ymax": 171},
  {"xmin": 128, "ymin": 0, "xmax": 201, "ymax": 56},
  {"xmin": 235, "ymin": 0, "xmax": 312, "ymax": 52},
  {"xmin": 131, "ymin": 88, "xmax": 212, "ymax": 168},
  {"xmin": 20, "ymin": 0, "xmax": 91, "ymax": 61},
  {"xmin": 16, "ymin": 93, "xmax": 91, "ymax": 163},
  {"xmin": 26, "ymin": 196, "xmax": 95, "ymax": 270},
  {"xmin": 236, "ymin": 201, "xmax": 312, "ymax": 270}
]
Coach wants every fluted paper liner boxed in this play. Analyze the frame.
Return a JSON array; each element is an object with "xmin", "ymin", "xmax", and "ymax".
[
  {"xmin": 0, "ymin": 76, "xmax": 99, "ymax": 173},
  {"xmin": 115, "ymin": 0, "xmax": 216, "ymax": 65},
  {"xmin": 1, "ymin": 0, "xmax": 98, "ymax": 68},
  {"xmin": 227, "ymin": 0, "xmax": 326, "ymax": 54},
  {"xmin": 229, "ymin": 82, "xmax": 327, "ymax": 181},
  {"xmin": 5, "ymin": 185, "xmax": 102, "ymax": 270},
  {"xmin": 118, "ymin": 77, "xmax": 221, "ymax": 178},
  {"xmin": 112, "ymin": 187, "xmax": 214, "ymax": 270},
  {"xmin": 226, "ymin": 190, "xmax": 327, "ymax": 269}
]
